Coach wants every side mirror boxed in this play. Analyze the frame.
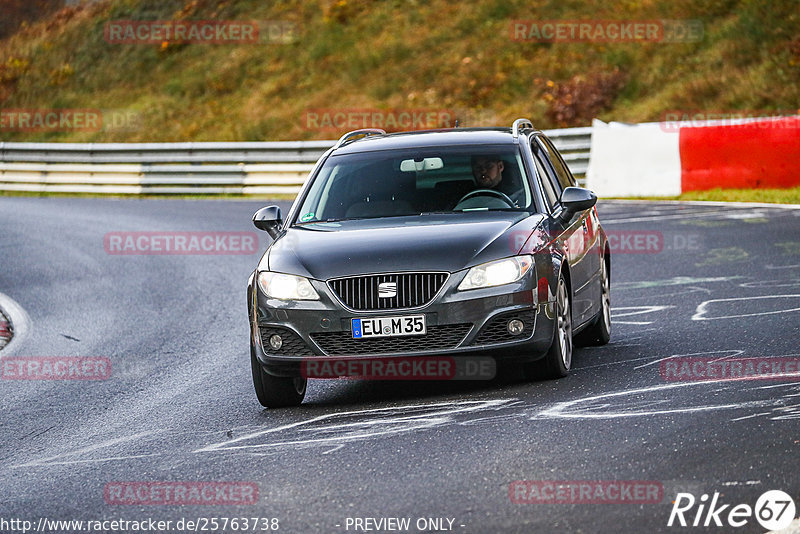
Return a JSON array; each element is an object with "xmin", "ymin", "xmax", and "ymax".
[
  {"xmin": 253, "ymin": 205, "xmax": 283, "ymax": 239},
  {"xmin": 558, "ymin": 187, "xmax": 597, "ymax": 224}
]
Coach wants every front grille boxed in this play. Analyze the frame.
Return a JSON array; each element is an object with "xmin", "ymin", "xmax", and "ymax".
[
  {"xmin": 328, "ymin": 272, "xmax": 448, "ymax": 311},
  {"xmin": 310, "ymin": 324, "xmax": 471, "ymax": 356},
  {"xmin": 259, "ymin": 325, "xmax": 315, "ymax": 356},
  {"xmin": 471, "ymin": 310, "xmax": 536, "ymax": 346}
]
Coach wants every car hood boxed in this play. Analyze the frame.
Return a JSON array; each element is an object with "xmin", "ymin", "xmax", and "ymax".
[{"xmin": 262, "ymin": 212, "xmax": 545, "ymax": 280}]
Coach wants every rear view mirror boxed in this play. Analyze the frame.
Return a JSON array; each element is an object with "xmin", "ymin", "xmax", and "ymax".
[
  {"xmin": 558, "ymin": 187, "xmax": 597, "ymax": 223},
  {"xmin": 400, "ymin": 157, "xmax": 444, "ymax": 172},
  {"xmin": 253, "ymin": 205, "xmax": 283, "ymax": 239}
]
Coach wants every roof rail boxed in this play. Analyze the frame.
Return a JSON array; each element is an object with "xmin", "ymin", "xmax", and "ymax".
[
  {"xmin": 511, "ymin": 118, "xmax": 534, "ymax": 138},
  {"xmin": 333, "ymin": 128, "xmax": 386, "ymax": 149}
]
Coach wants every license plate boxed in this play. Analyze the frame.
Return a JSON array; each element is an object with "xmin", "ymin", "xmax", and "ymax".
[{"xmin": 352, "ymin": 315, "xmax": 426, "ymax": 339}]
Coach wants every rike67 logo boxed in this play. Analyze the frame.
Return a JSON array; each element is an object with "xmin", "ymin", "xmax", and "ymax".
[{"xmin": 668, "ymin": 490, "xmax": 796, "ymax": 530}]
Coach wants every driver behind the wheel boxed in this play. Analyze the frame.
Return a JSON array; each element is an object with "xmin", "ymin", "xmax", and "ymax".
[{"xmin": 470, "ymin": 155, "xmax": 523, "ymax": 206}]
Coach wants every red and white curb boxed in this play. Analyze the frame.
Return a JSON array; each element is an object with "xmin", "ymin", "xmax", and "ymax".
[
  {"xmin": 0, "ymin": 310, "xmax": 11, "ymax": 350},
  {"xmin": 0, "ymin": 292, "xmax": 29, "ymax": 355},
  {"xmin": 587, "ymin": 116, "xmax": 800, "ymax": 197}
]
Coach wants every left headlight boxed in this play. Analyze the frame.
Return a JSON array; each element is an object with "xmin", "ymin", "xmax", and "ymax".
[
  {"xmin": 458, "ymin": 255, "xmax": 534, "ymax": 291},
  {"xmin": 257, "ymin": 272, "xmax": 320, "ymax": 300}
]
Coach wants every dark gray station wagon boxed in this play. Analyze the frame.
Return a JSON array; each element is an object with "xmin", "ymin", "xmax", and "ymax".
[{"xmin": 248, "ymin": 119, "xmax": 611, "ymax": 407}]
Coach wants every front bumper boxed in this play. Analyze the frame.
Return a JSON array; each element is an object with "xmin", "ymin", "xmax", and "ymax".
[{"xmin": 251, "ymin": 272, "xmax": 556, "ymax": 377}]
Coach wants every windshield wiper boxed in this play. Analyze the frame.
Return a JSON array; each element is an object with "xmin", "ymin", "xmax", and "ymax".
[{"xmin": 295, "ymin": 217, "xmax": 350, "ymax": 225}]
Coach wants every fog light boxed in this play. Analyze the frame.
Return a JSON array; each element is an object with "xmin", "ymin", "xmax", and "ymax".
[
  {"xmin": 507, "ymin": 319, "xmax": 524, "ymax": 336},
  {"xmin": 269, "ymin": 334, "xmax": 283, "ymax": 350}
]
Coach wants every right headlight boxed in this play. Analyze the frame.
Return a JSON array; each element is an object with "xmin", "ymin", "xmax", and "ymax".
[
  {"xmin": 458, "ymin": 255, "xmax": 533, "ymax": 291},
  {"xmin": 257, "ymin": 272, "xmax": 320, "ymax": 300}
]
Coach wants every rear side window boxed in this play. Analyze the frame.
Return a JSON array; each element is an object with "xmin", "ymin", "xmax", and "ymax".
[
  {"xmin": 537, "ymin": 136, "xmax": 575, "ymax": 192},
  {"xmin": 531, "ymin": 147, "xmax": 558, "ymax": 209}
]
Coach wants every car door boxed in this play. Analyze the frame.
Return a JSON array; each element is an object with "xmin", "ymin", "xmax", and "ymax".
[{"xmin": 533, "ymin": 136, "xmax": 599, "ymax": 326}]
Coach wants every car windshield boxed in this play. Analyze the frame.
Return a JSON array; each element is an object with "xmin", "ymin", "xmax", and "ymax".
[{"xmin": 294, "ymin": 145, "xmax": 534, "ymax": 224}]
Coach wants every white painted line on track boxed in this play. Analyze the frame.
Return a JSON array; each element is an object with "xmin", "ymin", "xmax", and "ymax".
[
  {"xmin": 611, "ymin": 305, "xmax": 673, "ymax": 319},
  {"xmin": 13, "ymin": 431, "xmax": 157, "ymax": 468},
  {"xmin": 615, "ymin": 276, "xmax": 740, "ymax": 290},
  {"xmin": 632, "ymin": 350, "xmax": 744, "ymax": 370},
  {"xmin": 601, "ymin": 209, "xmax": 734, "ymax": 224},
  {"xmin": 536, "ymin": 380, "xmax": 800, "ymax": 420},
  {"xmin": 693, "ymin": 295, "xmax": 800, "ymax": 320},
  {"xmin": 766, "ymin": 264, "xmax": 800, "ymax": 270},
  {"xmin": 730, "ymin": 412, "xmax": 772, "ymax": 422},
  {"xmin": 194, "ymin": 399, "xmax": 513, "ymax": 453},
  {"xmin": 16, "ymin": 453, "xmax": 163, "ymax": 467}
]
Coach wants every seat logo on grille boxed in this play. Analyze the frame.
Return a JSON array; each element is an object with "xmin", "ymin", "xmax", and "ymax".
[{"xmin": 378, "ymin": 282, "xmax": 397, "ymax": 298}]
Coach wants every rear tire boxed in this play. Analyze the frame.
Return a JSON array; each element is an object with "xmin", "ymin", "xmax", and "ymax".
[
  {"xmin": 525, "ymin": 273, "xmax": 572, "ymax": 379},
  {"xmin": 575, "ymin": 258, "xmax": 611, "ymax": 347},
  {"xmin": 251, "ymin": 344, "xmax": 306, "ymax": 408}
]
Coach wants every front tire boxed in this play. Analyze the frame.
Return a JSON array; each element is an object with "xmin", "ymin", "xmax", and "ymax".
[
  {"xmin": 251, "ymin": 344, "xmax": 306, "ymax": 408},
  {"xmin": 525, "ymin": 273, "xmax": 572, "ymax": 379}
]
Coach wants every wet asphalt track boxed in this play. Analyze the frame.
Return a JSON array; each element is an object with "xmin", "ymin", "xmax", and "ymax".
[{"xmin": 1, "ymin": 197, "xmax": 799, "ymax": 534}]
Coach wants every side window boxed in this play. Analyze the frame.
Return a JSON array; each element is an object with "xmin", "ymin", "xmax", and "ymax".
[
  {"xmin": 531, "ymin": 146, "xmax": 558, "ymax": 209},
  {"xmin": 537, "ymin": 136, "xmax": 575, "ymax": 191}
]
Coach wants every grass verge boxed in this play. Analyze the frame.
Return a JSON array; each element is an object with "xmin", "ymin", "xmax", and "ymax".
[
  {"xmin": 608, "ymin": 187, "xmax": 800, "ymax": 205},
  {"xmin": 0, "ymin": 191, "xmax": 298, "ymax": 201},
  {"xmin": 5, "ymin": 188, "xmax": 799, "ymax": 205}
]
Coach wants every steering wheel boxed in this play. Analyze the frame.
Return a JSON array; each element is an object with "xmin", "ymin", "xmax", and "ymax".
[{"xmin": 455, "ymin": 189, "xmax": 516, "ymax": 209}]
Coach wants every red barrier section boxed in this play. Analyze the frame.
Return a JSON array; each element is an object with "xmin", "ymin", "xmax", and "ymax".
[{"xmin": 679, "ymin": 117, "xmax": 800, "ymax": 191}]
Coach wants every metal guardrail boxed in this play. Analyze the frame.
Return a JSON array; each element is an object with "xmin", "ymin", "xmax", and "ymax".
[
  {"xmin": 0, "ymin": 128, "xmax": 591, "ymax": 195},
  {"xmin": 545, "ymin": 126, "xmax": 591, "ymax": 180}
]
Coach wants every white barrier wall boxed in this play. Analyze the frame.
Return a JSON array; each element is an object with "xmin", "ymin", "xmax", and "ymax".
[{"xmin": 586, "ymin": 119, "xmax": 682, "ymax": 197}]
